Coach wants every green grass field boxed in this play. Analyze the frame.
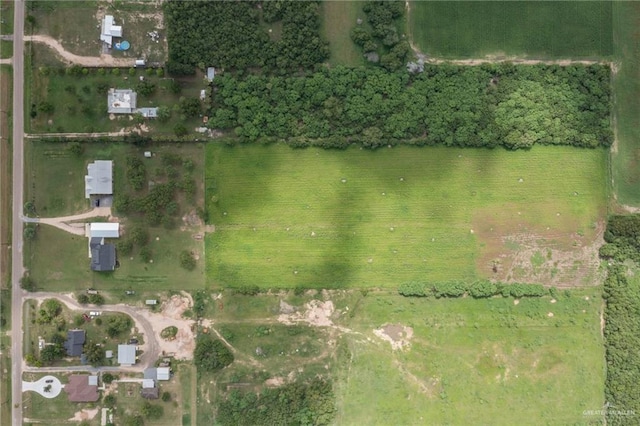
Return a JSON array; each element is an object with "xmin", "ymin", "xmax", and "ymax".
[
  {"xmin": 320, "ymin": 1, "xmax": 365, "ymax": 67},
  {"xmin": 611, "ymin": 2, "xmax": 640, "ymax": 206},
  {"xmin": 409, "ymin": 1, "xmax": 613, "ymax": 59},
  {"xmin": 334, "ymin": 291, "xmax": 605, "ymax": 425},
  {"xmin": 205, "ymin": 144, "xmax": 607, "ymax": 289}
]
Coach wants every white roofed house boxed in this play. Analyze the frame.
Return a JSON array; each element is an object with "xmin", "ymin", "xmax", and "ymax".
[
  {"xmin": 100, "ymin": 15, "xmax": 123, "ymax": 48},
  {"xmin": 85, "ymin": 161, "xmax": 113, "ymax": 199},
  {"xmin": 108, "ymin": 88, "xmax": 158, "ymax": 117}
]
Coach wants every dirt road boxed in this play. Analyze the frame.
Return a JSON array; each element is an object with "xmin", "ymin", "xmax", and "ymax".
[
  {"xmin": 24, "ymin": 35, "xmax": 135, "ymax": 67},
  {"xmin": 23, "ymin": 207, "xmax": 113, "ymax": 236}
]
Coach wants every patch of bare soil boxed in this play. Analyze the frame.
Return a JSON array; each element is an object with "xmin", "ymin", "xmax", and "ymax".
[
  {"xmin": 182, "ymin": 210, "xmax": 203, "ymax": 227},
  {"xmin": 373, "ymin": 324, "xmax": 413, "ymax": 350},
  {"xmin": 478, "ymin": 220, "xmax": 606, "ymax": 288},
  {"xmin": 265, "ymin": 376, "xmax": 285, "ymax": 388},
  {"xmin": 68, "ymin": 408, "xmax": 99, "ymax": 421},
  {"xmin": 146, "ymin": 294, "xmax": 196, "ymax": 359},
  {"xmin": 278, "ymin": 300, "xmax": 335, "ymax": 327}
]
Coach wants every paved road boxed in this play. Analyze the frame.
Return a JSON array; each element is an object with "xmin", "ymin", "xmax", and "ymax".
[
  {"xmin": 27, "ymin": 293, "xmax": 160, "ymax": 372},
  {"xmin": 11, "ymin": 0, "xmax": 26, "ymax": 424}
]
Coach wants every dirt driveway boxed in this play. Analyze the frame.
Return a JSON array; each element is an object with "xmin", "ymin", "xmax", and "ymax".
[{"xmin": 25, "ymin": 35, "xmax": 135, "ymax": 67}]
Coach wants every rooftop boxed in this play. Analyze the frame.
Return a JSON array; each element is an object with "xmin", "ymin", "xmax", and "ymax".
[
  {"xmin": 64, "ymin": 329, "xmax": 85, "ymax": 357},
  {"xmin": 108, "ymin": 89, "xmax": 137, "ymax": 114},
  {"xmin": 90, "ymin": 242, "xmax": 116, "ymax": 272},
  {"xmin": 118, "ymin": 344, "xmax": 136, "ymax": 366},
  {"xmin": 85, "ymin": 160, "xmax": 113, "ymax": 199},
  {"xmin": 100, "ymin": 15, "xmax": 123, "ymax": 48},
  {"xmin": 65, "ymin": 375, "xmax": 99, "ymax": 402},
  {"xmin": 89, "ymin": 222, "xmax": 120, "ymax": 239}
]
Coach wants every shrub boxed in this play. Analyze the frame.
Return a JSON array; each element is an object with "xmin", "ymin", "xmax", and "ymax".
[
  {"xmin": 179, "ymin": 250, "xmax": 196, "ymax": 270},
  {"xmin": 104, "ymin": 394, "xmax": 116, "ymax": 407},
  {"xmin": 77, "ymin": 293, "xmax": 89, "ymax": 304},
  {"xmin": 431, "ymin": 281, "xmax": 467, "ymax": 298},
  {"xmin": 20, "ymin": 275, "xmax": 36, "ymax": 291},
  {"xmin": 398, "ymin": 282, "xmax": 428, "ymax": 297},
  {"xmin": 102, "ymin": 373, "xmax": 115, "ymax": 384},
  {"xmin": 88, "ymin": 293, "xmax": 105, "ymax": 305},
  {"xmin": 194, "ymin": 335, "xmax": 234, "ymax": 372},
  {"xmin": 161, "ymin": 391, "xmax": 171, "ymax": 402},
  {"xmin": 468, "ymin": 281, "xmax": 498, "ymax": 298}
]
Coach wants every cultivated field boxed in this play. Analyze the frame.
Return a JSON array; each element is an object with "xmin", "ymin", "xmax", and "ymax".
[
  {"xmin": 612, "ymin": 2, "xmax": 640, "ymax": 206},
  {"xmin": 205, "ymin": 144, "xmax": 607, "ymax": 290},
  {"xmin": 409, "ymin": 1, "xmax": 613, "ymax": 59},
  {"xmin": 334, "ymin": 291, "xmax": 605, "ymax": 425}
]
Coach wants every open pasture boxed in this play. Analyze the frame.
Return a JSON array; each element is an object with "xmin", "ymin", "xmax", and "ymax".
[
  {"xmin": 320, "ymin": 0, "xmax": 365, "ymax": 67},
  {"xmin": 205, "ymin": 144, "xmax": 607, "ymax": 289},
  {"xmin": 334, "ymin": 292, "xmax": 605, "ymax": 425},
  {"xmin": 409, "ymin": 1, "xmax": 613, "ymax": 59}
]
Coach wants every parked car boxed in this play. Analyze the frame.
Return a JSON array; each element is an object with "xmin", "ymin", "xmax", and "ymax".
[
  {"xmin": 125, "ymin": 290, "xmax": 135, "ymax": 295},
  {"xmin": 89, "ymin": 311, "xmax": 102, "ymax": 316},
  {"xmin": 82, "ymin": 313, "xmax": 91, "ymax": 321},
  {"xmin": 86, "ymin": 288, "xmax": 98, "ymax": 295},
  {"xmin": 129, "ymin": 338, "xmax": 138, "ymax": 344},
  {"xmin": 45, "ymin": 379, "xmax": 53, "ymax": 383}
]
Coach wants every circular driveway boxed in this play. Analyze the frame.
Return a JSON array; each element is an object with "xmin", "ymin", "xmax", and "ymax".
[{"xmin": 22, "ymin": 375, "xmax": 62, "ymax": 398}]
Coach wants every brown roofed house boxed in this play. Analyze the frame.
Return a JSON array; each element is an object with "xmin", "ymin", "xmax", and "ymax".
[{"xmin": 65, "ymin": 375, "xmax": 99, "ymax": 402}]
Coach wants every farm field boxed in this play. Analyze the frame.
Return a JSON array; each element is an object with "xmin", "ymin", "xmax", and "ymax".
[
  {"xmin": 320, "ymin": 0, "xmax": 365, "ymax": 67},
  {"xmin": 24, "ymin": 142, "xmax": 205, "ymax": 292},
  {"xmin": 611, "ymin": 2, "xmax": 640, "ymax": 206},
  {"xmin": 409, "ymin": 1, "xmax": 613, "ymax": 59},
  {"xmin": 334, "ymin": 291, "xmax": 605, "ymax": 425},
  {"xmin": 205, "ymin": 144, "xmax": 607, "ymax": 290}
]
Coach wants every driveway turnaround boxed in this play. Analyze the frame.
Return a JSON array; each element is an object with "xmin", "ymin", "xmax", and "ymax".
[{"xmin": 22, "ymin": 375, "xmax": 63, "ymax": 398}]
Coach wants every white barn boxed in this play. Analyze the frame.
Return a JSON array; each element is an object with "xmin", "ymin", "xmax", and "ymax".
[{"xmin": 89, "ymin": 223, "xmax": 119, "ymax": 239}]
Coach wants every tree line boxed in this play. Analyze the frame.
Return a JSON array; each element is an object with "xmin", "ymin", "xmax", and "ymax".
[
  {"xmin": 600, "ymin": 214, "xmax": 640, "ymax": 424},
  {"xmin": 207, "ymin": 64, "xmax": 612, "ymax": 150},
  {"xmin": 164, "ymin": 0, "xmax": 329, "ymax": 75},
  {"xmin": 398, "ymin": 281, "xmax": 547, "ymax": 299}
]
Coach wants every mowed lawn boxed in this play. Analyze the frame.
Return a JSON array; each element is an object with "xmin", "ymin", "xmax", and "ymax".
[
  {"xmin": 321, "ymin": 0, "xmax": 365, "ymax": 67},
  {"xmin": 409, "ymin": 1, "xmax": 612, "ymax": 59},
  {"xmin": 205, "ymin": 144, "xmax": 607, "ymax": 289},
  {"xmin": 612, "ymin": 2, "xmax": 640, "ymax": 206},
  {"xmin": 335, "ymin": 292, "xmax": 604, "ymax": 425}
]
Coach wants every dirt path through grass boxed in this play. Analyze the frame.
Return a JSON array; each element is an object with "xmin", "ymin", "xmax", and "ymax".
[
  {"xmin": 24, "ymin": 207, "xmax": 113, "ymax": 236},
  {"xmin": 25, "ymin": 35, "xmax": 135, "ymax": 67}
]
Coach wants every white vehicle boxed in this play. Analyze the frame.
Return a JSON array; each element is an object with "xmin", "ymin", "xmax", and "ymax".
[{"xmin": 89, "ymin": 311, "xmax": 102, "ymax": 316}]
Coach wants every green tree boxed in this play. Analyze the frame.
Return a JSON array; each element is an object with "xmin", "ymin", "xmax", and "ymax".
[
  {"xmin": 194, "ymin": 335, "xmax": 234, "ymax": 372},
  {"xmin": 179, "ymin": 250, "xmax": 196, "ymax": 271}
]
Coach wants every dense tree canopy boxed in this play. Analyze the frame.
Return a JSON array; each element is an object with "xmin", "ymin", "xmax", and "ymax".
[
  {"xmin": 164, "ymin": 0, "xmax": 329, "ymax": 75},
  {"xmin": 194, "ymin": 335, "xmax": 233, "ymax": 372},
  {"xmin": 207, "ymin": 64, "xmax": 611, "ymax": 149},
  {"xmin": 217, "ymin": 378, "xmax": 335, "ymax": 426}
]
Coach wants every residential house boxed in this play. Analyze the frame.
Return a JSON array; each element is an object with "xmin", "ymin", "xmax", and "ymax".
[
  {"xmin": 64, "ymin": 329, "xmax": 85, "ymax": 357},
  {"xmin": 100, "ymin": 15, "xmax": 122, "ymax": 48},
  {"xmin": 65, "ymin": 375, "xmax": 99, "ymax": 402},
  {"xmin": 90, "ymin": 238, "xmax": 116, "ymax": 272},
  {"xmin": 118, "ymin": 344, "xmax": 137, "ymax": 366},
  {"xmin": 141, "ymin": 387, "xmax": 159, "ymax": 399}
]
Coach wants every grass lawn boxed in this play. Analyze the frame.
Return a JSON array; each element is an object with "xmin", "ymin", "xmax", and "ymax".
[
  {"xmin": 409, "ymin": 1, "xmax": 613, "ymax": 59},
  {"xmin": 0, "ymin": 40, "xmax": 12, "ymax": 59},
  {"xmin": 0, "ymin": 1, "xmax": 13, "ymax": 35},
  {"xmin": 611, "ymin": 2, "xmax": 640, "ymax": 206},
  {"xmin": 0, "ymin": 65, "xmax": 11, "ymax": 289},
  {"xmin": 320, "ymin": 0, "xmax": 365, "ymax": 67},
  {"xmin": 205, "ymin": 144, "xmax": 607, "ymax": 290},
  {"xmin": 334, "ymin": 291, "xmax": 605, "ymax": 425},
  {"xmin": 112, "ymin": 378, "xmax": 181, "ymax": 426},
  {"xmin": 24, "ymin": 142, "xmax": 205, "ymax": 291}
]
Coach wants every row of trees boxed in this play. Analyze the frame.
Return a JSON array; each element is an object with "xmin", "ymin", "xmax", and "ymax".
[
  {"xmin": 398, "ymin": 281, "xmax": 547, "ymax": 299},
  {"xmin": 601, "ymin": 214, "xmax": 640, "ymax": 424},
  {"xmin": 216, "ymin": 378, "xmax": 335, "ymax": 425},
  {"xmin": 164, "ymin": 0, "xmax": 329, "ymax": 75},
  {"xmin": 207, "ymin": 64, "xmax": 612, "ymax": 149}
]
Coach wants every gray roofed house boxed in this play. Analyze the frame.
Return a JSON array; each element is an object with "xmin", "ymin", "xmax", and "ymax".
[
  {"xmin": 85, "ymin": 160, "xmax": 113, "ymax": 199},
  {"xmin": 144, "ymin": 368, "xmax": 156, "ymax": 380},
  {"xmin": 118, "ymin": 344, "xmax": 136, "ymax": 366},
  {"xmin": 141, "ymin": 387, "xmax": 159, "ymax": 399},
  {"xmin": 90, "ymin": 238, "xmax": 116, "ymax": 272},
  {"xmin": 64, "ymin": 330, "xmax": 86, "ymax": 357},
  {"xmin": 108, "ymin": 89, "xmax": 137, "ymax": 114}
]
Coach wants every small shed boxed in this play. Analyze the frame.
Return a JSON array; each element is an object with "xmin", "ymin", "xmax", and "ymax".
[
  {"xmin": 105, "ymin": 350, "xmax": 113, "ymax": 359},
  {"xmin": 142, "ymin": 379, "xmax": 155, "ymax": 389},
  {"xmin": 135, "ymin": 59, "xmax": 146, "ymax": 67},
  {"xmin": 206, "ymin": 67, "xmax": 215, "ymax": 82},
  {"xmin": 145, "ymin": 300, "xmax": 158, "ymax": 305},
  {"xmin": 144, "ymin": 151, "xmax": 152, "ymax": 158},
  {"xmin": 90, "ymin": 223, "xmax": 120, "ymax": 239}
]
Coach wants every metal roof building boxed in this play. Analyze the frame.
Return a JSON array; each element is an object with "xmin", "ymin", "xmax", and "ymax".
[
  {"xmin": 64, "ymin": 329, "xmax": 86, "ymax": 357},
  {"xmin": 90, "ymin": 223, "xmax": 120, "ymax": 239},
  {"xmin": 85, "ymin": 160, "xmax": 113, "ymax": 199},
  {"xmin": 118, "ymin": 344, "xmax": 136, "ymax": 366},
  {"xmin": 100, "ymin": 15, "xmax": 122, "ymax": 48},
  {"xmin": 108, "ymin": 89, "xmax": 137, "ymax": 114}
]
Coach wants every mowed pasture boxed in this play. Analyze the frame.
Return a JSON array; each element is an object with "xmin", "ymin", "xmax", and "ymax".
[
  {"xmin": 612, "ymin": 2, "xmax": 640, "ymax": 206},
  {"xmin": 334, "ymin": 292, "xmax": 605, "ymax": 425},
  {"xmin": 205, "ymin": 144, "xmax": 607, "ymax": 289},
  {"xmin": 409, "ymin": 1, "xmax": 613, "ymax": 59},
  {"xmin": 320, "ymin": 0, "xmax": 365, "ymax": 67}
]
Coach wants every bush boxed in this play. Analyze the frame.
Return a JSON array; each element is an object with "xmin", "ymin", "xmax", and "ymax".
[
  {"xmin": 23, "ymin": 224, "xmax": 37, "ymax": 240},
  {"xmin": 20, "ymin": 275, "xmax": 36, "ymax": 291},
  {"xmin": 104, "ymin": 394, "xmax": 117, "ymax": 407},
  {"xmin": 179, "ymin": 250, "xmax": 196, "ymax": 270},
  {"xmin": 141, "ymin": 401, "xmax": 164, "ymax": 419},
  {"xmin": 160, "ymin": 326, "xmax": 178, "ymax": 340},
  {"xmin": 77, "ymin": 293, "xmax": 89, "ymax": 304},
  {"xmin": 161, "ymin": 391, "xmax": 171, "ymax": 402},
  {"xmin": 468, "ymin": 281, "xmax": 498, "ymax": 298},
  {"xmin": 88, "ymin": 293, "xmax": 105, "ymax": 305},
  {"xmin": 102, "ymin": 373, "xmax": 116, "ymax": 384},
  {"xmin": 194, "ymin": 335, "xmax": 234, "ymax": 372}
]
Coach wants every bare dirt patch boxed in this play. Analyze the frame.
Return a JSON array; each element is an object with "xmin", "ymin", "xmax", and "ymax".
[
  {"xmin": 265, "ymin": 376, "xmax": 285, "ymax": 388},
  {"xmin": 373, "ymin": 324, "xmax": 413, "ymax": 351},
  {"xmin": 68, "ymin": 408, "xmax": 99, "ymax": 421},
  {"xmin": 146, "ymin": 293, "xmax": 196, "ymax": 359},
  {"xmin": 278, "ymin": 300, "xmax": 335, "ymax": 327}
]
